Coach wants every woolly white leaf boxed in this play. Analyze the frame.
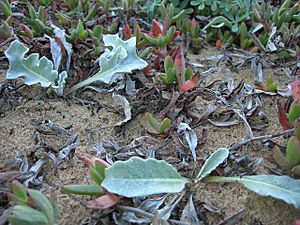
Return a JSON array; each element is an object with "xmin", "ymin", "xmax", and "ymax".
[
  {"xmin": 46, "ymin": 25, "xmax": 72, "ymax": 71},
  {"xmin": 205, "ymin": 175, "xmax": 300, "ymax": 209},
  {"xmin": 51, "ymin": 71, "xmax": 68, "ymax": 96},
  {"xmin": 196, "ymin": 148, "xmax": 229, "ymax": 181},
  {"xmin": 102, "ymin": 157, "xmax": 188, "ymax": 197},
  {"xmin": 177, "ymin": 122, "xmax": 198, "ymax": 162},
  {"xmin": 5, "ymin": 40, "xmax": 67, "ymax": 95},
  {"xmin": 66, "ymin": 34, "xmax": 148, "ymax": 94},
  {"xmin": 5, "ymin": 40, "xmax": 57, "ymax": 87}
]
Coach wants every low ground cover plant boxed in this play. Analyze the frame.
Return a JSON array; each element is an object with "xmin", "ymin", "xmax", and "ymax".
[
  {"xmin": 1, "ymin": 0, "xmax": 300, "ymax": 224},
  {"xmin": 64, "ymin": 149, "xmax": 300, "ymax": 211}
]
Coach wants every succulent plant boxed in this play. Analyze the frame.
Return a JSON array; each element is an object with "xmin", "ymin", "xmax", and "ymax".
[
  {"xmin": 8, "ymin": 181, "xmax": 60, "ymax": 225},
  {"xmin": 274, "ymin": 79, "xmax": 300, "ymax": 176}
]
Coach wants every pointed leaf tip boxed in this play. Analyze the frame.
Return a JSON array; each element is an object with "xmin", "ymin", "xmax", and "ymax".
[{"xmin": 196, "ymin": 148, "xmax": 229, "ymax": 181}]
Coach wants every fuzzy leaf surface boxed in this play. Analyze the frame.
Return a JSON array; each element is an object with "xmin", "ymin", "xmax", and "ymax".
[
  {"xmin": 5, "ymin": 40, "xmax": 61, "ymax": 88},
  {"xmin": 102, "ymin": 157, "xmax": 188, "ymax": 197},
  {"xmin": 9, "ymin": 205, "xmax": 48, "ymax": 225},
  {"xmin": 196, "ymin": 148, "xmax": 229, "ymax": 181},
  {"xmin": 205, "ymin": 175, "xmax": 300, "ymax": 208},
  {"xmin": 67, "ymin": 34, "xmax": 147, "ymax": 94},
  {"xmin": 28, "ymin": 189, "xmax": 55, "ymax": 225}
]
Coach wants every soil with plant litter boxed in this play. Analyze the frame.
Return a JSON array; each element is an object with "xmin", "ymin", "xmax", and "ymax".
[{"xmin": 1, "ymin": 46, "xmax": 300, "ymax": 225}]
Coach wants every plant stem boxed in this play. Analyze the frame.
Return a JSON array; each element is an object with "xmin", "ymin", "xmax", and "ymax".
[
  {"xmin": 65, "ymin": 69, "xmax": 112, "ymax": 95},
  {"xmin": 228, "ymin": 128, "xmax": 294, "ymax": 151},
  {"xmin": 203, "ymin": 176, "xmax": 239, "ymax": 183}
]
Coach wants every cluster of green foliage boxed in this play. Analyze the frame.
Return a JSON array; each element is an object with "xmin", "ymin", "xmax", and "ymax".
[
  {"xmin": 274, "ymin": 79, "xmax": 300, "ymax": 176},
  {"xmin": 8, "ymin": 181, "xmax": 59, "ymax": 225},
  {"xmin": 1, "ymin": 1, "xmax": 300, "ymax": 224}
]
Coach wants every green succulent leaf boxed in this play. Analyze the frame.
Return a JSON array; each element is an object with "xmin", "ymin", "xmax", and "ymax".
[
  {"xmin": 273, "ymin": 146, "xmax": 293, "ymax": 170},
  {"xmin": 145, "ymin": 113, "xmax": 171, "ymax": 134},
  {"xmin": 101, "ymin": 157, "xmax": 188, "ymax": 197},
  {"xmin": 49, "ymin": 190, "xmax": 59, "ymax": 225},
  {"xmin": 90, "ymin": 161, "xmax": 106, "ymax": 185},
  {"xmin": 204, "ymin": 175, "xmax": 300, "ymax": 209},
  {"xmin": 196, "ymin": 148, "xmax": 229, "ymax": 181},
  {"xmin": 11, "ymin": 181, "xmax": 28, "ymax": 204},
  {"xmin": 203, "ymin": 16, "xmax": 231, "ymax": 30},
  {"xmin": 63, "ymin": 184, "xmax": 104, "ymax": 196},
  {"xmin": 286, "ymin": 136, "xmax": 300, "ymax": 166},
  {"xmin": 9, "ymin": 205, "xmax": 48, "ymax": 225},
  {"xmin": 28, "ymin": 189, "xmax": 55, "ymax": 225},
  {"xmin": 288, "ymin": 101, "xmax": 300, "ymax": 124},
  {"xmin": 266, "ymin": 73, "xmax": 278, "ymax": 92}
]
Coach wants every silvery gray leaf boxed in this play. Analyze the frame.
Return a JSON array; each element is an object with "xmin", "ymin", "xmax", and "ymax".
[
  {"xmin": 139, "ymin": 195, "xmax": 169, "ymax": 214},
  {"xmin": 50, "ymin": 25, "xmax": 73, "ymax": 71},
  {"xmin": 45, "ymin": 34, "xmax": 62, "ymax": 71},
  {"xmin": 177, "ymin": 122, "xmax": 198, "ymax": 162},
  {"xmin": 125, "ymin": 74, "xmax": 137, "ymax": 97},
  {"xmin": 122, "ymin": 212, "xmax": 150, "ymax": 224},
  {"xmin": 251, "ymin": 23, "xmax": 263, "ymax": 33},
  {"xmin": 152, "ymin": 194, "xmax": 183, "ymax": 223},
  {"xmin": 232, "ymin": 109, "xmax": 253, "ymax": 138},
  {"xmin": 112, "ymin": 93, "xmax": 132, "ymax": 126},
  {"xmin": 23, "ymin": 159, "xmax": 44, "ymax": 186},
  {"xmin": 266, "ymin": 26, "xmax": 277, "ymax": 52},
  {"xmin": 208, "ymin": 119, "xmax": 239, "ymax": 127},
  {"xmin": 180, "ymin": 195, "xmax": 201, "ymax": 225},
  {"xmin": 112, "ymin": 212, "xmax": 131, "ymax": 225}
]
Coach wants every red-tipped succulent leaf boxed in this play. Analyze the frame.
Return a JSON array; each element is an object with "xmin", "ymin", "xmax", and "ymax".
[
  {"xmin": 124, "ymin": 24, "xmax": 132, "ymax": 40},
  {"xmin": 292, "ymin": 78, "xmax": 300, "ymax": 102},
  {"xmin": 152, "ymin": 19, "xmax": 162, "ymax": 36},
  {"xmin": 79, "ymin": 154, "xmax": 111, "ymax": 168}
]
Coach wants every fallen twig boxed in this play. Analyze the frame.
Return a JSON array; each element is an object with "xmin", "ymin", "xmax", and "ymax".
[{"xmin": 228, "ymin": 129, "xmax": 294, "ymax": 151}]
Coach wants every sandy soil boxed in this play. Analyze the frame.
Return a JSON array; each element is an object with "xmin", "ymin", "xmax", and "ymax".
[{"xmin": 1, "ymin": 47, "xmax": 300, "ymax": 225}]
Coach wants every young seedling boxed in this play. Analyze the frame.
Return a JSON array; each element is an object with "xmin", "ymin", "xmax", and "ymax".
[
  {"xmin": 0, "ymin": 0, "xmax": 12, "ymax": 19},
  {"xmin": 157, "ymin": 52, "xmax": 198, "ymax": 92},
  {"xmin": 273, "ymin": 123, "xmax": 300, "ymax": 176},
  {"xmin": 174, "ymin": 53, "xmax": 198, "ymax": 92},
  {"xmin": 0, "ymin": 20, "xmax": 12, "ymax": 39},
  {"xmin": 158, "ymin": 55, "xmax": 177, "ymax": 84},
  {"xmin": 159, "ymin": 2, "xmax": 187, "ymax": 24},
  {"xmin": 187, "ymin": 18, "xmax": 203, "ymax": 52},
  {"xmin": 8, "ymin": 181, "xmax": 60, "ymax": 225},
  {"xmin": 36, "ymin": 0, "xmax": 52, "ymax": 7},
  {"xmin": 63, "ymin": 154, "xmax": 120, "ymax": 209},
  {"xmin": 67, "ymin": 19, "xmax": 88, "ymax": 44},
  {"xmin": 143, "ymin": 18, "xmax": 180, "ymax": 49},
  {"xmin": 25, "ymin": 3, "xmax": 52, "ymax": 36},
  {"xmin": 100, "ymin": 148, "xmax": 300, "ymax": 209},
  {"xmin": 63, "ymin": 155, "xmax": 106, "ymax": 196},
  {"xmin": 239, "ymin": 22, "xmax": 253, "ymax": 49},
  {"xmin": 18, "ymin": 24, "xmax": 34, "ymax": 40},
  {"xmin": 145, "ymin": 112, "xmax": 171, "ymax": 134},
  {"xmin": 266, "ymin": 73, "xmax": 278, "ymax": 93}
]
